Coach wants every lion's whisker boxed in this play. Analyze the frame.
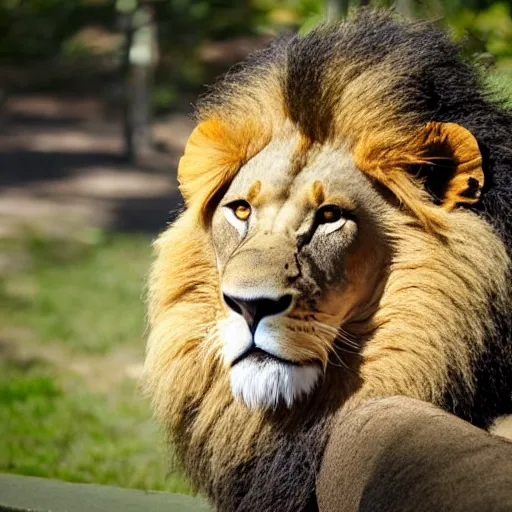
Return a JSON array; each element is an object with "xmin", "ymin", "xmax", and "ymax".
[{"xmin": 328, "ymin": 349, "xmax": 353, "ymax": 373}]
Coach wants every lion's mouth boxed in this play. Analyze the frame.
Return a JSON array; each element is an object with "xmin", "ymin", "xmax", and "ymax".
[{"xmin": 231, "ymin": 346, "xmax": 301, "ymax": 367}]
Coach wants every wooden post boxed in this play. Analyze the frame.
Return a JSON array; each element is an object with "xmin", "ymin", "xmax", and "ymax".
[
  {"xmin": 117, "ymin": 0, "xmax": 158, "ymax": 162},
  {"xmin": 325, "ymin": 0, "xmax": 350, "ymax": 19}
]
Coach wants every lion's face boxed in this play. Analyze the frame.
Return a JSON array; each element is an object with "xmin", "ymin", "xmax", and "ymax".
[{"xmin": 211, "ymin": 136, "xmax": 391, "ymax": 409}]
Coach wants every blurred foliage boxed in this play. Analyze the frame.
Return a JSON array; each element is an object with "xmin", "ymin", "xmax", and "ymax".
[
  {"xmin": 0, "ymin": 0, "xmax": 509, "ymax": 62},
  {"xmin": 489, "ymin": 68, "xmax": 512, "ymax": 102},
  {"xmin": 0, "ymin": 0, "xmax": 511, "ymax": 62},
  {"xmin": 0, "ymin": 0, "xmax": 510, "ymax": 109},
  {"xmin": 449, "ymin": 3, "xmax": 512, "ymax": 62},
  {"xmin": 0, "ymin": 0, "xmax": 115, "ymax": 62}
]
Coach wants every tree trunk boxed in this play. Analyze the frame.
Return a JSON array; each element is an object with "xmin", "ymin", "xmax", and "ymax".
[
  {"xmin": 119, "ymin": 3, "xmax": 157, "ymax": 162},
  {"xmin": 120, "ymin": 10, "xmax": 134, "ymax": 161},
  {"xmin": 326, "ymin": 0, "xmax": 350, "ymax": 18}
]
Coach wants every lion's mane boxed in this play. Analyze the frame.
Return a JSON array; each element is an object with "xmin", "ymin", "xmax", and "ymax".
[{"xmin": 144, "ymin": 10, "xmax": 512, "ymax": 512}]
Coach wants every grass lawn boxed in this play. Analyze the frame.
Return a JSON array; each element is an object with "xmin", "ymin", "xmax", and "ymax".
[{"xmin": 0, "ymin": 229, "xmax": 190, "ymax": 493}]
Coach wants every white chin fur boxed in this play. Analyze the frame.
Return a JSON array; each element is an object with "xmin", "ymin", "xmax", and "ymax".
[{"xmin": 230, "ymin": 358, "xmax": 321, "ymax": 410}]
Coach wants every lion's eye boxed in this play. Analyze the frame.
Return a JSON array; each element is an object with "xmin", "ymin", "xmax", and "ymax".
[
  {"xmin": 229, "ymin": 201, "xmax": 252, "ymax": 221},
  {"xmin": 317, "ymin": 205, "xmax": 343, "ymax": 223}
]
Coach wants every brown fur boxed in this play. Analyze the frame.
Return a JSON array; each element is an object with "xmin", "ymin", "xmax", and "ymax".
[
  {"xmin": 246, "ymin": 180, "xmax": 262, "ymax": 204},
  {"xmin": 318, "ymin": 397, "xmax": 512, "ymax": 512}
]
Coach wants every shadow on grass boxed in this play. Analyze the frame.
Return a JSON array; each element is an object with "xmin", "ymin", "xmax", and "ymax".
[
  {"xmin": 0, "ymin": 148, "xmax": 184, "ymax": 233},
  {"xmin": 0, "ymin": 339, "xmax": 48, "ymax": 373}
]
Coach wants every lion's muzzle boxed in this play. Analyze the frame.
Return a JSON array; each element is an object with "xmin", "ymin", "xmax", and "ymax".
[{"xmin": 217, "ymin": 233, "xmax": 326, "ymax": 408}]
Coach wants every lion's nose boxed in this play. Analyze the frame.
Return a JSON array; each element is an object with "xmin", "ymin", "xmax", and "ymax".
[{"xmin": 222, "ymin": 293, "xmax": 293, "ymax": 334}]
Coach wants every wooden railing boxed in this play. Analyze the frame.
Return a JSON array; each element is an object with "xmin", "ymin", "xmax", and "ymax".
[{"xmin": 0, "ymin": 473, "xmax": 209, "ymax": 512}]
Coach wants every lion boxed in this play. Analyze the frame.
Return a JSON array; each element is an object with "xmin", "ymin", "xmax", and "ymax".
[{"xmin": 144, "ymin": 10, "xmax": 512, "ymax": 512}]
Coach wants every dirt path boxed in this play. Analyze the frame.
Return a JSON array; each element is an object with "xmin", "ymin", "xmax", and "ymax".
[{"xmin": 0, "ymin": 94, "xmax": 194, "ymax": 236}]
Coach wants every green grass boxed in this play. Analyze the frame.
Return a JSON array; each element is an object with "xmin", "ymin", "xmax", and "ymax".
[
  {"xmin": 0, "ymin": 360, "xmax": 188, "ymax": 492},
  {"xmin": 0, "ymin": 230, "xmax": 190, "ymax": 493},
  {"xmin": 1, "ymin": 232, "xmax": 150, "ymax": 354}
]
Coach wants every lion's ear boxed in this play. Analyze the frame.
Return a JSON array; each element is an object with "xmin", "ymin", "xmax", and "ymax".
[
  {"xmin": 416, "ymin": 122, "xmax": 484, "ymax": 210},
  {"xmin": 178, "ymin": 119, "xmax": 241, "ymax": 214},
  {"xmin": 178, "ymin": 119, "xmax": 269, "ymax": 226},
  {"xmin": 355, "ymin": 121, "xmax": 484, "ymax": 231}
]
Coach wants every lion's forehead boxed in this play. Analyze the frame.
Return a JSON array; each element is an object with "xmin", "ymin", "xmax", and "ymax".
[{"xmin": 227, "ymin": 136, "xmax": 373, "ymax": 212}]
